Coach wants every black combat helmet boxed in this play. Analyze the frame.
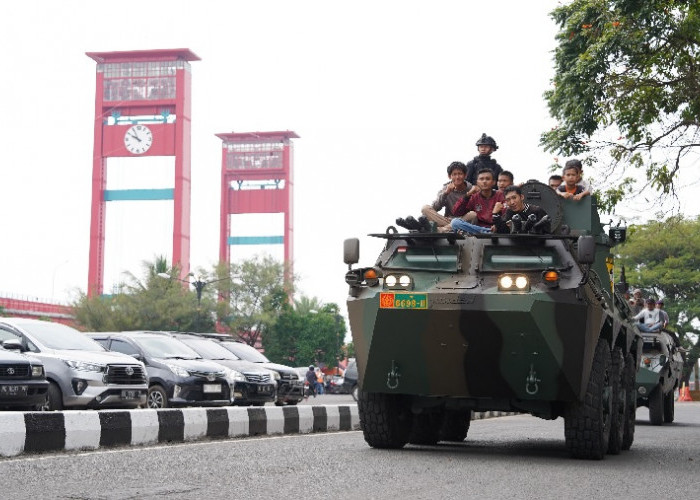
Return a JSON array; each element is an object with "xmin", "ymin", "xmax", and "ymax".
[{"xmin": 475, "ymin": 133, "xmax": 498, "ymax": 151}]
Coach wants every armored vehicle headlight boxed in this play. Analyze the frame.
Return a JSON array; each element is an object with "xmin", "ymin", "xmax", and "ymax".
[
  {"xmin": 500, "ymin": 276, "xmax": 513, "ymax": 289},
  {"xmin": 383, "ymin": 273, "xmax": 414, "ymax": 290},
  {"xmin": 498, "ymin": 274, "xmax": 530, "ymax": 292}
]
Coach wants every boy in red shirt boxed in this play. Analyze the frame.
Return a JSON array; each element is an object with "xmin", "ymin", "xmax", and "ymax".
[{"xmin": 450, "ymin": 168, "xmax": 505, "ymax": 234}]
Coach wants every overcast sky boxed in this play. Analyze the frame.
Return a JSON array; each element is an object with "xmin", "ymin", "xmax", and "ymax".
[{"xmin": 1, "ymin": 1, "xmax": 697, "ymax": 329}]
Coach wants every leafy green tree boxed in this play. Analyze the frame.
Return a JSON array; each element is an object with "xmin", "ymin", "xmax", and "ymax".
[
  {"xmin": 214, "ymin": 256, "xmax": 294, "ymax": 346},
  {"xmin": 615, "ymin": 215, "xmax": 700, "ymax": 380},
  {"xmin": 541, "ymin": 0, "xmax": 700, "ymax": 211},
  {"xmin": 263, "ymin": 296, "xmax": 346, "ymax": 368},
  {"xmin": 73, "ymin": 257, "xmax": 215, "ymax": 332}
]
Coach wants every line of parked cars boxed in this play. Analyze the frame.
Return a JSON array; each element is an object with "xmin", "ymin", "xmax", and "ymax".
[{"xmin": 0, "ymin": 317, "xmax": 305, "ymax": 411}]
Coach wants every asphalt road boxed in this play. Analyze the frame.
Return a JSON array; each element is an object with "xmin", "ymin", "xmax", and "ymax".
[{"xmin": 1, "ymin": 403, "xmax": 698, "ymax": 500}]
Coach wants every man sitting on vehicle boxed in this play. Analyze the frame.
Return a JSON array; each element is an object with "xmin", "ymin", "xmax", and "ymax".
[
  {"xmin": 635, "ymin": 298, "xmax": 663, "ymax": 333},
  {"xmin": 492, "ymin": 185, "xmax": 551, "ymax": 234}
]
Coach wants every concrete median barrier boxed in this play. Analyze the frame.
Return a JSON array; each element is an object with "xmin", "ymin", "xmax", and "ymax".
[
  {"xmin": 0, "ymin": 405, "xmax": 359, "ymax": 458},
  {"xmin": 0, "ymin": 405, "xmax": 517, "ymax": 458}
]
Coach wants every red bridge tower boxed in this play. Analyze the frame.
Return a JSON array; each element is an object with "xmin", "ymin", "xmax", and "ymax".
[
  {"xmin": 86, "ymin": 48, "xmax": 200, "ymax": 295},
  {"xmin": 216, "ymin": 131, "xmax": 299, "ymax": 273}
]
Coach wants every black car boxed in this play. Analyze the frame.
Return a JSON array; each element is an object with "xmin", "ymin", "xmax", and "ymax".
[
  {"xmin": 1, "ymin": 340, "xmax": 49, "ymax": 410},
  {"xmin": 169, "ymin": 334, "xmax": 277, "ymax": 406},
  {"xmin": 87, "ymin": 332, "xmax": 234, "ymax": 408},
  {"xmin": 219, "ymin": 340, "xmax": 304, "ymax": 406},
  {"xmin": 343, "ymin": 359, "xmax": 358, "ymax": 401}
]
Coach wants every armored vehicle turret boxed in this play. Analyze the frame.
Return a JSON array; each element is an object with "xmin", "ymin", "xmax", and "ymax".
[
  {"xmin": 344, "ymin": 180, "xmax": 642, "ymax": 459},
  {"xmin": 635, "ymin": 329, "xmax": 684, "ymax": 424}
]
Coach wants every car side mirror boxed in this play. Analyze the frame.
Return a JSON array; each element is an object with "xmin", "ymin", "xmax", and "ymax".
[
  {"xmin": 344, "ymin": 238, "xmax": 360, "ymax": 267},
  {"xmin": 129, "ymin": 353, "xmax": 144, "ymax": 361},
  {"xmin": 658, "ymin": 354, "xmax": 667, "ymax": 365},
  {"xmin": 577, "ymin": 235, "xmax": 596, "ymax": 264},
  {"xmin": 2, "ymin": 339, "xmax": 23, "ymax": 351}
]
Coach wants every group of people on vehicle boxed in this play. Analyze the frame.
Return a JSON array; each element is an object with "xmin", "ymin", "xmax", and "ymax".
[
  {"xmin": 396, "ymin": 133, "xmax": 593, "ymax": 236},
  {"xmin": 626, "ymin": 288, "xmax": 670, "ymax": 333}
]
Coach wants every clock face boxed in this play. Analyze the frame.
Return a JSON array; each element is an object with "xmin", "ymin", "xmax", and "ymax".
[{"xmin": 123, "ymin": 124, "xmax": 153, "ymax": 154}]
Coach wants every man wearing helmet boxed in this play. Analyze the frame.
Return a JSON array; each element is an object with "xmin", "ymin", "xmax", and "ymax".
[{"xmin": 466, "ymin": 133, "xmax": 503, "ymax": 186}]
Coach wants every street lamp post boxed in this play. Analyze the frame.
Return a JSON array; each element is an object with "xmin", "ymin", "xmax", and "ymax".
[{"xmin": 157, "ymin": 272, "xmax": 231, "ymax": 330}]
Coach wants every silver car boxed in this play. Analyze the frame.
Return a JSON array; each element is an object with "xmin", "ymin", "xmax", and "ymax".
[{"xmin": 0, "ymin": 318, "xmax": 148, "ymax": 410}]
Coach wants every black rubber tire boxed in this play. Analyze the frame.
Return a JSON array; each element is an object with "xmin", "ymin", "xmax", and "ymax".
[
  {"xmin": 439, "ymin": 409, "xmax": 471, "ymax": 442},
  {"xmin": 287, "ymin": 400, "xmax": 299, "ymax": 406},
  {"xmin": 274, "ymin": 400, "xmax": 284, "ymax": 406},
  {"xmin": 351, "ymin": 384, "xmax": 358, "ymax": 402},
  {"xmin": 408, "ymin": 411, "xmax": 443, "ymax": 445},
  {"xmin": 648, "ymin": 385, "xmax": 664, "ymax": 425},
  {"xmin": 663, "ymin": 390, "xmax": 675, "ymax": 423},
  {"xmin": 147, "ymin": 385, "xmax": 168, "ymax": 409},
  {"xmin": 45, "ymin": 382, "xmax": 63, "ymax": 411},
  {"xmin": 564, "ymin": 338, "xmax": 612, "ymax": 459},
  {"xmin": 621, "ymin": 353, "xmax": 637, "ymax": 451},
  {"xmin": 607, "ymin": 347, "xmax": 625, "ymax": 455},
  {"xmin": 358, "ymin": 391, "xmax": 412, "ymax": 449}
]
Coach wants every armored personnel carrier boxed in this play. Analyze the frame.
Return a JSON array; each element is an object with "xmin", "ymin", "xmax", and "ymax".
[
  {"xmin": 635, "ymin": 329, "xmax": 684, "ymax": 425},
  {"xmin": 344, "ymin": 181, "xmax": 642, "ymax": 459}
]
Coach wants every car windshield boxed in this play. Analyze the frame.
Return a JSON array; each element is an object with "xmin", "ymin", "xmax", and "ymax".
[
  {"xmin": 481, "ymin": 245, "xmax": 562, "ymax": 271},
  {"xmin": 221, "ymin": 341, "xmax": 269, "ymax": 363},
  {"xmin": 385, "ymin": 244, "xmax": 460, "ymax": 272},
  {"xmin": 134, "ymin": 336, "xmax": 201, "ymax": 359},
  {"xmin": 179, "ymin": 339, "xmax": 240, "ymax": 360},
  {"xmin": 19, "ymin": 322, "xmax": 107, "ymax": 351}
]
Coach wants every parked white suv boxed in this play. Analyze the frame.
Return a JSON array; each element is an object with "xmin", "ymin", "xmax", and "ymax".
[{"xmin": 0, "ymin": 318, "xmax": 147, "ymax": 410}]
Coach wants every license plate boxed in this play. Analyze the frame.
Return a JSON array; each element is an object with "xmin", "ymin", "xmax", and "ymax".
[
  {"xmin": 0, "ymin": 385, "xmax": 28, "ymax": 397},
  {"xmin": 203, "ymin": 384, "xmax": 222, "ymax": 393},
  {"xmin": 121, "ymin": 390, "xmax": 140, "ymax": 399},
  {"xmin": 380, "ymin": 293, "xmax": 428, "ymax": 309},
  {"xmin": 259, "ymin": 385, "xmax": 273, "ymax": 393}
]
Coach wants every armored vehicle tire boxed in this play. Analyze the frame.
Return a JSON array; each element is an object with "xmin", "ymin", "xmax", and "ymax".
[
  {"xmin": 663, "ymin": 391, "xmax": 674, "ymax": 423},
  {"xmin": 439, "ymin": 409, "xmax": 471, "ymax": 442},
  {"xmin": 648, "ymin": 385, "xmax": 664, "ymax": 425},
  {"xmin": 564, "ymin": 339, "xmax": 612, "ymax": 460},
  {"xmin": 408, "ymin": 411, "xmax": 443, "ymax": 445},
  {"xmin": 358, "ymin": 391, "xmax": 412, "ymax": 449},
  {"xmin": 621, "ymin": 353, "xmax": 637, "ymax": 451},
  {"xmin": 607, "ymin": 347, "xmax": 625, "ymax": 455}
]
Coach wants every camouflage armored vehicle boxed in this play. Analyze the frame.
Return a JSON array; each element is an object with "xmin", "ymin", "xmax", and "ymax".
[
  {"xmin": 344, "ymin": 181, "xmax": 642, "ymax": 459},
  {"xmin": 635, "ymin": 329, "xmax": 684, "ymax": 425}
]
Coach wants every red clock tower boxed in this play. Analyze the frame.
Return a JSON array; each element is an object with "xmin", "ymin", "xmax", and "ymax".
[
  {"xmin": 216, "ymin": 131, "xmax": 299, "ymax": 274},
  {"xmin": 86, "ymin": 48, "xmax": 200, "ymax": 296}
]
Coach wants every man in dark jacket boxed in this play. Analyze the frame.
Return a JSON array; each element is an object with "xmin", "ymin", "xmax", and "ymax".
[
  {"xmin": 493, "ymin": 185, "xmax": 551, "ymax": 234},
  {"xmin": 465, "ymin": 133, "xmax": 503, "ymax": 185},
  {"xmin": 305, "ymin": 365, "xmax": 317, "ymax": 399}
]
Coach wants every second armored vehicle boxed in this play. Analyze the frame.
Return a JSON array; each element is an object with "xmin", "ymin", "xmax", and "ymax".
[{"xmin": 635, "ymin": 329, "xmax": 684, "ymax": 424}]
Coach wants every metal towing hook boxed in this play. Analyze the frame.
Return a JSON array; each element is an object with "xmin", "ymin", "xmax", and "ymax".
[
  {"xmin": 526, "ymin": 364, "xmax": 541, "ymax": 395},
  {"xmin": 387, "ymin": 360, "xmax": 401, "ymax": 389}
]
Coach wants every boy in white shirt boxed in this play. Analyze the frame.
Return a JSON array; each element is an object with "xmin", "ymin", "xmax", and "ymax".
[{"xmin": 634, "ymin": 298, "xmax": 663, "ymax": 332}]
